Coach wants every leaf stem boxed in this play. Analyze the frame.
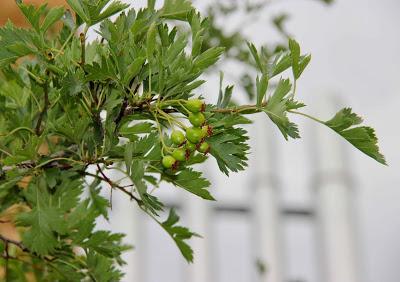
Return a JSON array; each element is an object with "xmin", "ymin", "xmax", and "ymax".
[
  {"xmin": 288, "ymin": 110, "xmax": 325, "ymax": 124},
  {"xmin": 35, "ymin": 77, "xmax": 50, "ymax": 135},
  {"xmin": 92, "ymin": 165, "xmax": 142, "ymax": 205},
  {"xmin": 152, "ymin": 112, "xmax": 173, "ymax": 155},
  {"xmin": 211, "ymin": 102, "xmax": 267, "ymax": 114},
  {"xmin": 34, "ymin": 157, "xmax": 84, "ymax": 170},
  {"xmin": 0, "ymin": 127, "xmax": 36, "ymax": 137}
]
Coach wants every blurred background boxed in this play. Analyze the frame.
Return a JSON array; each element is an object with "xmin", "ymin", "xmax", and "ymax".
[{"xmin": 2, "ymin": 0, "xmax": 399, "ymax": 282}]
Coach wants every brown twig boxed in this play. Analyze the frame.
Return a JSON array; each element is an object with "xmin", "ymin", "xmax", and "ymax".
[
  {"xmin": 79, "ymin": 32, "xmax": 86, "ymax": 66},
  {"xmin": 1, "ymin": 146, "xmax": 112, "ymax": 172},
  {"xmin": 0, "ymin": 234, "xmax": 30, "ymax": 254},
  {"xmin": 93, "ymin": 165, "xmax": 143, "ymax": 205}
]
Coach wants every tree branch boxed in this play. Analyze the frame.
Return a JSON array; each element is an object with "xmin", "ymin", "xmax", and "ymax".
[
  {"xmin": 0, "ymin": 234, "xmax": 30, "ymax": 253},
  {"xmin": 93, "ymin": 165, "xmax": 143, "ymax": 206}
]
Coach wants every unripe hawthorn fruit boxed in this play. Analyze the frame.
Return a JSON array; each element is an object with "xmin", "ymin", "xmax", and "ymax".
[
  {"xmin": 186, "ymin": 141, "xmax": 196, "ymax": 151},
  {"xmin": 162, "ymin": 155, "xmax": 176, "ymax": 168},
  {"xmin": 198, "ymin": 142, "xmax": 210, "ymax": 154},
  {"xmin": 186, "ymin": 127, "xmax": 203, "ymax": 144},
  {"xmin": 186, "ymin": 99, "xmax": 204, "ymax": 113},
  {"xmin": 172, "ymin": 148, "xmax": 186, "ymax": 161},
  {"xmin": 171, "ymin": 130, "xmax": 185, "ymax": 145},
  {"xmin": 188, "ymin": 112, "xmax": 205, "ymax": 127}
]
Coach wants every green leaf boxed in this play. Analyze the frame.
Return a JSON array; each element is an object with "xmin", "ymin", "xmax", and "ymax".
[
  {"xmin": 120, "ymin": 122, "xmax": 154, "ymax": 137},
  {"xmin": 17, "ymin": 2, "xmax": 47, "ymax": 32},
  {"xmin": 288, "ymin": 39, "xmax": 310, "ymax": 79},
  {"xmin": 86, "ymin": 251, "xmax": 124, "ymax": 282},
  {"xmin": 208, "ymin": 127, "xmax": 250, "ymax": 175},
  {"xmin": 16, "ymin": 180, "xmax": 67, "ymax": 255},
  {"xmin": 256, "ymin": 74, "xmax": 269, "ymax": 107},
  {"xmin": 269, "ymin": 52, "xmax": 291, "ymax": 78},
  {"xmin": 61, "ymin": 69, "xmax": 86, "ymax": 96},
  {"xmin": 298, "ymin": 54, "xmax": 311, "ymax": 78},
  {"xmin": 161, "ymin": 0, "xmax": 193, "ymax": 20},
  {"xmin": 17, "ymin": 207, "xmax": 65, "ymax": 255},
  {"xmin": 247, "ymin": 42, "xmax": 265, "ymax": 73},
  {"xmin": 193, "ymin": 47, "xmax": 224, "ymax": 70},
  {"xmin": 123, "ymin": 57, "xmax": 146, "ymax": 85},
  {"xmin": 263, "ymin": 78, "xmax": 300, "ymax": 140},
  {"xmin": 66, "ymin": 0, "xmax": 90, "ymax": 23},
  {"xmin": 84, "ymin": 56, "xmax": 118, "ymax": 81},
  {"xmin": 41, "ymin": 6, "xmax": 65, "ymax": 32},
  {"xmin": 161, "ymin": 209, "xmax": 197, "ymax": 262},
  {"xmin": 165, "ymin": 34, "xmax": 187, "ymax": 64},
  {"xmin": 164, "ymin": 168, "xmax": 214, "ymax": 200},
  {"xmin": 217, "ymin": 72, "xmax": 234, "ymax": 108},
  {"xmin": 289, "ymin": 38, "xmax": 300, "ymax": 79},
  {"xmin": 93, "ymin": 1, "xmax": 129, "ymax": 25},
  {"xmin": 324, "ymin": 108, "xmax": 386, "ymax": 164},
  {"xmin": 147, "ymin": 22, "xmax": 157, "ymax": 59},
  {"xmin": 0, "ymin": 23, "xmax": 37, "ymax": 66},
  {"xmin": 89, "ymin": 182, "xmax": 110, "ymax": 220},
  {"xmin": 82, "ymin": 231, "xmax": 127, "ymax": 258}
]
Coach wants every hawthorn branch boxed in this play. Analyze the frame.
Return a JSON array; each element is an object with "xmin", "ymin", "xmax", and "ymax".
[
  {"xmin": 2, "ymin": 151, "xmax": 112, "ymax": 173},
  {"xmin": 0, "ymin": 235, "xmax": 30, "ymax": 254},
  {"xmin": 93, "ymin": 164, "xmax": 143, "ymax": 205},
  {"xmin": 211, "ymin": 101, "xmax": 268, "ymax": 114},
  {"xmin": 0, "ymin": 234, "xmax": 58, "ymax": 268}
]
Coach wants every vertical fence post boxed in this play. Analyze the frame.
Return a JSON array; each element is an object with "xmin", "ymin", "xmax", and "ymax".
[
  {"xmin": 252, "ymin": 119, "xmax": 284, "ymax": 282},
  {"xmin": 185, "ymin": 194, "xmax": 212, "ymax": 282},
  {"xmin": 313, "ymin": 97, "xmax": 359, "ymax": 282}
]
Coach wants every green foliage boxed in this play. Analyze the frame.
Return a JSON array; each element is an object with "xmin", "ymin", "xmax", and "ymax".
[
  {"xmin": 0, "ymin": 0, "xmax": 384, "ymax": 280},
  {"xmin": 324, "ymin": 108, "xmax": 386, "ymax": 164},
  {"xmin": 161, "ymin": 209, "xmax": 197, "ymax": 262}
]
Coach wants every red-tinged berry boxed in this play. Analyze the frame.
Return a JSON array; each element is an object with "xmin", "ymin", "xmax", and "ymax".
[
  {"xmin": 162, "ymin": 155, "xmax": 176, "ymax": 168},
  {"xmin": 201, "ymin": 103, "xmax": 206, "ymax": 112},
  {"xmin": 172, "ymin": 148, "xmax": 186, "ymax": 161},
  {"xmin": 186, "ymin": 99, "xmax": 204, "ymax": 113},
  {"xmin": 201, "ymin": 125, "xmax": 213, "ymax": 138},
  {"xmin": 171, "ymin": 130, "xmax": 185, "ymax": 145},
  {"xmin": 189, "ymin": 112, "xmax": 205, "ymax": 127}
]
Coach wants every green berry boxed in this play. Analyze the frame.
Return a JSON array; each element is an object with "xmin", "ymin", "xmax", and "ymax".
[
  {"xmin": 189, "ymin": 112, "xmax": 205, "ymax": 127},
  {"xmin": 198, "ymin": 142, "xmax": 210, "ymax": 154},
  {"xmin": 186, "ymin": 99, "xmax": 204, "ymax": 113},
  {"xmin": 172, "ymin": 148, "xmax": 186, "ymax": 161},
  {"xmin": 186, "ymin": 141, "xmax": 196, "ymax": 151},
  {"xmin": 162, "ymin": 155, "xmax": 176, "ymax": 168},
  {"xmin": 201, "ymin": 126, "xmax": 208, "ymax": 138},
  {"xmin": 186, "ymin": 127, "xmax": 203, "ymax": 144},
  {"xmin": 171, "ymin": 130, "xmax": 185, "ymax": 145}
]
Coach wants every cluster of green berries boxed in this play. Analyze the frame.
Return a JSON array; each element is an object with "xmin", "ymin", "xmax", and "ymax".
[{"xmin": 161, "ymin": 99, "xmax": 213, "ymax": 169}]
